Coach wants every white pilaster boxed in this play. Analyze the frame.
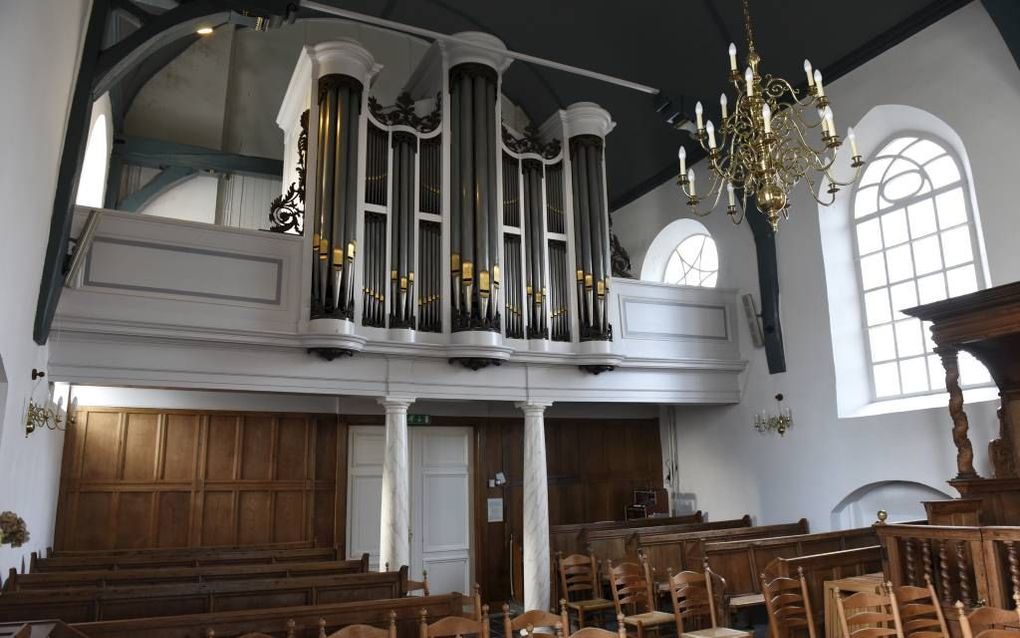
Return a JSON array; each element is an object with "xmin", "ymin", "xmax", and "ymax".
[
  {"xmin": 517, "ymin": 400, "xmax": 553, "ymax": 611},
  {"xmin": 378, "ymin": 396, "xmax": 414, "ymax": 571}
]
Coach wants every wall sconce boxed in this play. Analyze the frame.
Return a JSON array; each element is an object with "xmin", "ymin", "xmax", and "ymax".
[
  {"xmin": 25, "ymin": 372, "xmax": 76, "ymax": 437},
  {"xmin": 754, "ymin": 393, "xmax": 793, "ymax": 436}
]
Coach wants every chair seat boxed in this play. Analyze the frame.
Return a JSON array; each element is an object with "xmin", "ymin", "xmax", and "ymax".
[
  {"xmin": 565, "ymin": 598, "xmax": 615, "ymax": 611},
  {"xmin": 682, "ymin": 628, "xmax": 752, "ymax": 638},
  {"xmin": 728, "ymin": 594, "xmax": 765, "ymax": 608},
  {"xmin": 622, "ymin": 611, "xmax": 675, "ymax": 627}
]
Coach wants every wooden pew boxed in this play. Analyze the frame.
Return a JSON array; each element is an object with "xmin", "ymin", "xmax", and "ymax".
[
  {"xmin": 584, "ymin": 515, "xmax": 752, "ymax": 564},
  {"xmin": 29, "ymin": 546, "xmax": 341, "ymax": 572},
  {"xmin": 703, "ymin": 525, "xmax": 879, "ymax": 612},
  {"xmin": 550, "ymin": 511, "xmax": 704, "ymax": 556},
  {"xmin": 4, "ymin": 555, "xmax": 370, "ymax": 593},
  {"xmin": 764, "ymin": 545, "xmax": 883, "ymax": 636},
  {"xmin": 70, "ymin": 592, "xmax": 468, "ymax": 638},
  {"xmin": 0, "ymin": 566, "xmax": 409, "ymax": 624},
  {"xmin": 637, "ymin": 519, "xmax": 809, "ymax": 578},
  {"xmin": 45, "ymin": 540, "xmax": 314, "ymax": 558}
]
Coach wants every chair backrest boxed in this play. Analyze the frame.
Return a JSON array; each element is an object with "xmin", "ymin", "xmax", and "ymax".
[
  {"xmin": 420, "ymin": 607, "xmax": 491, "ymax": 638},
  {"xmin": 324, "ymin": 611, "xmax": 397, "ymax": 638},
  {"xmin": 504, "ymin": 604, "xmax": 566, "ymax": 638},
  {"xmin": 556, "ymin": 614, "xmax": 628, "ymax": 638},
  {"xmin": 957, "ymin": 596, "xmax": 1020, "ymax": 638},
  {"xmin": 893, "ymin": 576, "xmax": 948, "ymax": 638},
  {"xmin": 668, "ymin": 568, "xmax": 717, "ymax": 634},
  {"xmin": 608, "ymin": 559, "xmax": 654, "ymax": 616},
  {"xmin": 761, "ymin": 567, "xmax": 818, "ymax": 638},
  {"xmin": 835, "ymin": 583, "xmax": 904, "ymax": 638},
  {"xmin": 558, "ymin": 552, "xmax": 601, "ymax": 602}
]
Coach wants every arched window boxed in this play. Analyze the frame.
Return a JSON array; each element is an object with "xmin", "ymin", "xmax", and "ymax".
[
  {"xmin": 853, "ymin": 134, "xmax": 990, "ymax": 399},
  {"xmin": 77, "ymin": 94, "xmax": 112, "ymax": 207},
  {"xmin": 642, "ymin": 218, "xmax": 719, "ymax": 288}
]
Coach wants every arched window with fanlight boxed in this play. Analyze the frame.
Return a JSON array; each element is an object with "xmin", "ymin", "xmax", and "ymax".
[
  {"xmin": 853, "ymin": 134, "xmax": 990, "ymax": 399},
  {"xmin": 663, "ymin": 232, "xmax": 719, "ymax": 287}
]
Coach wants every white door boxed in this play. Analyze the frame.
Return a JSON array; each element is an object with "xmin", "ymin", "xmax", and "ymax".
[
  {"xmin": 410, "ymin": 427, "xmax": 472, "ymax": 596},
  {"xmin": 346, "ymin": 425, "xmax": 473, "ymax": 595}
]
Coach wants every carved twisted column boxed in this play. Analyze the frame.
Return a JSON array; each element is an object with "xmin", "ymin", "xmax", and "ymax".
[{"xmin": 936, "ymin": 346, "xmax": 978, "ymax": 479}]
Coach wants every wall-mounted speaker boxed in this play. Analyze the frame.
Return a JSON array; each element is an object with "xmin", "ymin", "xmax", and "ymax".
[{"xmin": 742, "ymin": 293, "xmax": 765, "ymax": 348}]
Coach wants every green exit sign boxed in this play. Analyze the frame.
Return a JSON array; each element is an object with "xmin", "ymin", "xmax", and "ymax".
[{"xmin": 407, "ymin": 414, "xmax": 431, "ymax": 425}]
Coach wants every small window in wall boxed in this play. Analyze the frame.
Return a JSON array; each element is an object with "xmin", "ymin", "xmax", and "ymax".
[
  {"xmin": 853, "ymin": 135, "xmax": 990, "ymax": 399},
  {"xmin": 663, "ymin": 233, "xmax": 718, "ymax": 287},
  {"xmin": 76, "ymin": 113, "xmax": 108, "ymax": 207}
]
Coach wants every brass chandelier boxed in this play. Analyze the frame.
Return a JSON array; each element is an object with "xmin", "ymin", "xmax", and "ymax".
[{"xmin": 677, "ymin": 0, "xmax": 865, "ymax": 230}]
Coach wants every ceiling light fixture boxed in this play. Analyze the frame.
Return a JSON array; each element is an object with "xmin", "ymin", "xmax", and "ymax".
[
  {"xmin": 196, "ymin": 26, "xmax": 215, "ymax": 35},
  {"xmin": 677, "ymin": 0, "xmax": 865, "ymax": 231}
]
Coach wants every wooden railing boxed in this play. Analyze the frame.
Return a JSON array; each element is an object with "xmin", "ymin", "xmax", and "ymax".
[{"xmin": 877, "ymin": 524, "xmax": 1020, "ymax": 610}]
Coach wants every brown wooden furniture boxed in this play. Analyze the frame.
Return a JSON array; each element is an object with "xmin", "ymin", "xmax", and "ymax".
[
  {"xmin": 5, "ymin": 556, "xmax": 370, "ymax": 592},
  {"xmin": 419, "ymin": 607, "xmax": 490, "ymax": 638},
  {"xmin": 705, "ymin": 526, "xmax": 879, "ymax": 600},
  {"xmin": 923, "ymin": 500, "xmax": 983, "ymax": 527},
  {"xmin": 385, "ymin": 563, "xmax": 429, "ymax": 597},
  {"xmin": 0, "ymin": 567, "xmax": 410, "ymax": 623},
  {"xmin": 551, "ymin": 513, "xmax": 704, "ymax": 557},
  {"xmin": 762, "ymin": 568, "xmax": 818, "ymax": 638},
  {"xmin": 765, "ymin": 546, "xmax": 884, "ymax": 635},
  {"xmin": 557, "ymin": 622, "xmax": 628, "ymax": 638},
  {"xmin": 557, "ymin": 552, "xmax": 615, "ymax": 630},
  {"xmin": 0, "ymin": 621, "xmax": 88, "ymax": 638},
  {"xmin": 637, "ymin": 519, "xmax": 809, "ymax": 579},
  {"xmin": 955, "ymin": 598, "xmax": 1020, "ymax": 638},
  {"xmin": 893, "ymin": 576, "xmax": 950, "ymax": 638},
  {"xmin": 608, "ymin": 558, "xmax": 674, "ymax": 638},
  {"xmin": 667, "ymin": 568, "xmax": 750, "ymax": 638},
  {"xmin": 30, "ymin": 545, "xmax": 342, "ymax": 572},
  {"xmin": 48, "ymin": 540, "xmax": 316, "ymax": 558},
  {"xmin": 503, "ymin": 604, "xmax": 566, "ymax": 638},
  {"xmin": 904, "ymin": 283, "xmax": 1020, "ymax": 523},
  {"xmin": 585, "ymin": 517, "xmax": 752, "ymax": 565},
  {"xmin": 834, "ymin": 586, "xmax": 905, "ymax": 638},
  {"xmin": 322, "ymin": 611, "xmax": 397, "ymax": 638},
  {"xmin": 73, "ymin": 592, "xmax": 468, "ymax": 638}
]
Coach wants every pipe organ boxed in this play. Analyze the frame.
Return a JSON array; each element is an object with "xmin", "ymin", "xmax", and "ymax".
[{"xmin": 277, "ymin": 36, "xmax": 619, "ymax": 369}]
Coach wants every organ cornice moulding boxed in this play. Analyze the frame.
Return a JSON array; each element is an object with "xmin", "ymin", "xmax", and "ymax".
[
  {"xmin": 442, "ymin": 31, "xmax": 514, "ymax": 73},
  {"xmin": 310, "ymin": 39, "xmax": 383, "ymax": 85}
]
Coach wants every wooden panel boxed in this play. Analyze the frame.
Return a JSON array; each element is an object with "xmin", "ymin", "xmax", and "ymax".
[
  {"xmin": 206, "ymin": 416, "xmax": 239, "ymax": 480},
  {"xmin": 81, "ymin": 412, "xmax": 121, "ymax": 480},
  {"xmin": 162, "ymin": 415, "xmax": 199, "ymax": 480},
  {"xmin": 240, "ymin": 416, "xmax": 273, "ymax": 480},
  {"xmin": 56, "ymin": 409, "xmax": 341, "ymax": 551},
  {"xmin": 121, "ymin": 413, "xmax": 158, "ymax": 480}
]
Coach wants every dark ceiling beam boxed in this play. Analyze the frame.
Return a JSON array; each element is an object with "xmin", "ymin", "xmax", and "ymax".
[
  {"xmin": 114, "ymin": 135, "xmax": 284, "ymax": 177},
  {"xmin": 119, "ymin": 165, "xmax": 197, "ymax": 212},
  {"xmin": 112, "ymin": 0, "xmax": 155, "ymax": 28},
  {"xmin": 745, "ymin": 203, "xmax": 786, "ymax": 374},
  {"xmin": 982, "ymin": 0, "xmax": 1020, "ymax": 70}
]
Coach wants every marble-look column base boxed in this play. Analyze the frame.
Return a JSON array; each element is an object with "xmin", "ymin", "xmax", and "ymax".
[
  {"xmin": 517, "ymin": 400, "xmax": 553, "ymax": 611},
  {"xmin": 378, "ymin": 396, "xmax": 414, "ymax": 571}
]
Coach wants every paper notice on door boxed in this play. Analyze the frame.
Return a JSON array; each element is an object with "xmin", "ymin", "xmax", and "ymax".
[{"xmin": 487, "ymin": 497, "xmax": 504, "ymax": 523}]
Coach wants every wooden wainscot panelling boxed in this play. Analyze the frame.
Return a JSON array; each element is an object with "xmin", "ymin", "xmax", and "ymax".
[{"xmin": 55, "ymin": 408, "xmax": 345, "ymax": 551}]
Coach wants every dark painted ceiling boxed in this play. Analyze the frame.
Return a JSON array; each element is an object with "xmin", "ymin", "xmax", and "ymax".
[{"xmin": 322, "ymin": 0, "xmax": 973, "ymax": 211}]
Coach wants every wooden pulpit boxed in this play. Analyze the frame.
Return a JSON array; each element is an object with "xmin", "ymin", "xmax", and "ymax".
[{"xmin": 904, "ymin": 282, "xmax": 1020, "ymax": 524}]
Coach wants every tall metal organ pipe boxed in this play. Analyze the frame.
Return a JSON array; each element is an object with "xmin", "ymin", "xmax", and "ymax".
[
  {"xmin": 312, "ymin": 74, "xmax": 363, "ymax": 320},
  {"xmin": 449, "ymin": 63, "xmax": 500, "ymax": 332},
  {"xmin": 570, "ymin": 134, "xmax": 612, "ymax": 341}
]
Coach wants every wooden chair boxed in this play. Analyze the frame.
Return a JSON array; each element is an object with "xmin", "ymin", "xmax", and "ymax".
[
  {"xmin": 956, "ymin": 595, "xmax": 1020, "ymax": 638},
  {"xmin": 558, "ymin": 552, "xmax": 615, "ymax": 630},
  {"xmin": 608, "ymin": 558, "xmax": 674, "ymax": 638},
  {"xmin": 385, "ymin": 563, "xmax": 430, "ymax": 596},
  {"xmin": 555, "ymin": 615, "xmax": 628, "ymax": 638},
  {"xmin": 323, "ymin": 611, "xmax": 397, "ymax": 638},
  {"xmin": 504, "ymin": 603, "xmax": 567, "ymax": 638},
  {"xmin": 420, "ymin": 606, "xmax": 491, "ymax": 638},
  {"xmin": 892, "ymin": 576, "xmax": 948, "ymax": 638},
  {"xmin": 835, "ymin": 582, "xmax": 905, "ymax": 638},
  {"xmin": 761, "ymin": 568, "xmax": 817, "ymax": 638},
  {"xmin": 668, "ymin": 568, "xmax": 750, "ymax": 638}
]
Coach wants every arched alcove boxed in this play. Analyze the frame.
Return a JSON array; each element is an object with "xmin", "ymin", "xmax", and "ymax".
[
  {"xmin": 75, "ymin": 92, "xmax": 113, "ymax": 208},
  {"xmin": 830, "ymin": 479, "xmax": 951, "ymax": 529},
  {"xmin": 641, "ymin": 218, "xmax": 719, "ymax": 286}
]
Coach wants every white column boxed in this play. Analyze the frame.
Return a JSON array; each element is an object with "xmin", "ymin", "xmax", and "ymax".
[
  {"xmin": 378, "ymin": 396, "xmax": 413, "ymax": 571},
  {"xmin": 517, "ymin": 401, "xmax": 553, "ymax": 611}
]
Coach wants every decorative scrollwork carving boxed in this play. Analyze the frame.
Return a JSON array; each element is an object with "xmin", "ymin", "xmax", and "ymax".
[
  {"xmin": 502, "ymin": 124, "xmax": 561, "ymax": 159},
  {"xmin": 609, "ymin": 213, "xmax": 633, "ymax": 278},
  {"xmin": 368, "ymin": 92, "xmax": 442, "ymax": 133},
  {"xmin": 268, "ymin": 109, "xmax": 307, "ymax": 234}
]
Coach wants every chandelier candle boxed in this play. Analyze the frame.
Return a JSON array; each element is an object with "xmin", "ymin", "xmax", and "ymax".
[{"xmin": 676, "ymin": 0, "xmax": 866, "ymax": 230}]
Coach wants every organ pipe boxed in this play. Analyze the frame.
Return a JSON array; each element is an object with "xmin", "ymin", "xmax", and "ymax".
[
  {"xmin": 570, "ymin": 135, "xmax": 612, "ymax": 341},
  {"xmin": 389, "ymin": 132, "xmax": 417, "ymax": 329}
]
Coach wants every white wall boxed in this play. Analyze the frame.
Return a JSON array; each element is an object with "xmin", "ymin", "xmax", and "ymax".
[
  {"xmin": 0, "ymin": 0, "xmax": 89, "ymax": 573},
  {"xmin": 614, "ymin": 3, "xmax": 1020, "ymax": 529},
  {"xmin": 141, "ymin": 174, "xmax": 219, "ymax": 224}
]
